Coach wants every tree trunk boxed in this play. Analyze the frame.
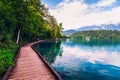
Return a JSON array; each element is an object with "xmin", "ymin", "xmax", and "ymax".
[{"xmin": 16, "ymin": 0, "xmax": 28, "ymax": 44}]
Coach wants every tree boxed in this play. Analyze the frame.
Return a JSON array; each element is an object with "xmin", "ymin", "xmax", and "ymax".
[{"xmin": 16, "ymin": 0, "xmax": 28, "ymax": 44}]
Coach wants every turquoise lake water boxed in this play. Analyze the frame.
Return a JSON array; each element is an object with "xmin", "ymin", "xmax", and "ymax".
[{"xmin": 35, "ymin": 39, "xmax": 120, "ymax": 80}]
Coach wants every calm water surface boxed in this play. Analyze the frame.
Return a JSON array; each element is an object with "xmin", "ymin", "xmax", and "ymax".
[{"xmin": 35, "ymin": 39, "xmax": 120, "ymax": 80}]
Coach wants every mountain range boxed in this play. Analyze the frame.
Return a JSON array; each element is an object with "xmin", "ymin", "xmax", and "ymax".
[{"xmin": 63, "ymin": 24, "xmax": 120, "ymax": 35}]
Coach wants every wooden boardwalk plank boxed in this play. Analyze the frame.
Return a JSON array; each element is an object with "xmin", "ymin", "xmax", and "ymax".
[{"xmin": 7, "ymin": 41, "xmax": 57, "ymax": 80}]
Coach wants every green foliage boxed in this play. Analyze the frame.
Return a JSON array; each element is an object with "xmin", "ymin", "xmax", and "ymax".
[
  {"xmin": 0, "ymin": 0, "xmax": 24, "ymax": 41},
  {"xmin": 21, "ymin": 0, "xmax": 63, "ymax": 41},
  {"xmin": 0, "ymin": 0, "xmax": 63, "ymax": 43},
  {"xmin": 0, "ymin": 50, "xmax": 16, "ymax": 78},
  {"xmin": 0, "ymin": 0, "xmax": 62, "ymax": 78},
  {"xmin": 71, "ymin": 30, "xmax": 120, "ymax": 44}
]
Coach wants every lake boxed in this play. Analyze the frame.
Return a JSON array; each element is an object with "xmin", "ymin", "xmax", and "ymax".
[{"xmin": 34, "ymin": 39, "xmax": 120, "ymax": 80}]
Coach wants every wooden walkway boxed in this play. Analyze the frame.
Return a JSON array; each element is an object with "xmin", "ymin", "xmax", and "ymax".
[{"xmin": 7, "ymin": 41, "xmax": 58, "ymax": 80}]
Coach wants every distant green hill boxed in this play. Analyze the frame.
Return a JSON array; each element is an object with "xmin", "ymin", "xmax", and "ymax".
[{"xmin": 70, "ymin": 30, "xmax": 120, "ymax": 44}]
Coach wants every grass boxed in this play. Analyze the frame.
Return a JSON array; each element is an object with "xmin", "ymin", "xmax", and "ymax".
[
  {"xmin": 0, "ymin": 44, "xmax": 18, "ymax": 79},
  {"xmin": 0, "ymin": 50, "xmax": 15, "ymax": 78}
]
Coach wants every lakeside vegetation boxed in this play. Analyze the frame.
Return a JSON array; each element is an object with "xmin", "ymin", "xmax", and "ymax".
[
  {"xmin": 0, "ymin": 0, "xmax": 62, "ymax": 78},
  {"xmin": 0, "ymin": 49, "xmax": 16, "ymax": 78},
  {"xmin": 70, "ymin": 30, "xmax": 120, "ymax": 45}
]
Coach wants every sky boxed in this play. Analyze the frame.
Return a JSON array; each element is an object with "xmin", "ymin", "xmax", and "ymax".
[{"xmin": 41, "ymin": 0, "xmax": 120, "ymax": 30}]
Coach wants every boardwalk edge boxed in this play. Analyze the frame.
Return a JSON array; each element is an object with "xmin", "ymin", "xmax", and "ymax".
[
  {"xmin": 32, "ymin": 40, "xmax": 62, "ymax": 80},
  {"xmin": 2, "ymin": 40, "xmax": 62, "ymax": 80},
  {"xmin": 2, "ymin": 47, "xmax": 21, "ymax": 80}
]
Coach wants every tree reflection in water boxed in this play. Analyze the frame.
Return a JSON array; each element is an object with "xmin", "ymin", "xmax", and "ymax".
[{"xmin": 35, "ymin": 40, "xmax": 63, "ymax": 64}]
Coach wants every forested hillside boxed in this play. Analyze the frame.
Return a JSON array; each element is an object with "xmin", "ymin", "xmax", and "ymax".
[
  {"xmin": 71, "ymin": 30, "xmax": 120, "ymax": 44},
  {"xmin": 0, "ymin": 0, "xmax": 62, "ymax": 46},
  {"xmin": 0, "ymin": 0, "xmax": 62, "ymax": 78}
]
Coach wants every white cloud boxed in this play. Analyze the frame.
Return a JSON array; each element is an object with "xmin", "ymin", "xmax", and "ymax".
[
  {"xmin": 97, "ymin": 0, "xmax": 116, "ymax": 7},
  {"xmin": 49, "ymin": 0, "xmax": 120, "ymax": 30},
  {"xmin": 63, "ymin": 45, "xmax": 120, "ymax": 67}
]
